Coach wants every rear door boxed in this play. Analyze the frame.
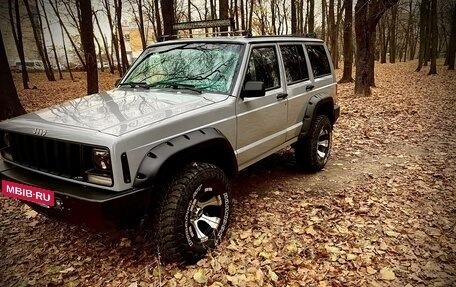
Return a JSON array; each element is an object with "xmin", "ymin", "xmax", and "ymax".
[
  {"xmin": 278, "ymin": 43, "xmax": 314, "ymax": 140},
  {"xmin": 235, "ymin": 44, "xmax": 288, "ymax": 168}
]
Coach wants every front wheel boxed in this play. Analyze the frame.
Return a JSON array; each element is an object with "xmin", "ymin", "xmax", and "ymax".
[
  {"xmin": 157, "ymin": 162, "xmax": 231, "ymax": 264},
  {"xmin": 295, "ymin": 114, "xmax": 332, "ymax": 172}
]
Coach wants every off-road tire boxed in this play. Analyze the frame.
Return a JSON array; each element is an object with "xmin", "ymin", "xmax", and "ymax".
[
  {"xmin": 157, "ymin": 162, "xmax": 231, "ymax": 264},
  {"xmin": 295, "ymin": 114, "xmax": 332, "ymax": 172}
]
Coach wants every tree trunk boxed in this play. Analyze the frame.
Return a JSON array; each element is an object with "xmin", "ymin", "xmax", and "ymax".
[
  {"xmin": 354, "ymin": 0, "xmax": 399, "ymax": 96},
  {"xmin": 291, "ymin": 0, "xmax": 297, "ymax": 34},
  {"xmin": 0, "ymin": 31, "xmax": 26, "ymax": 120},
  {"xmin": 60, "ymin": 19, "xmax": 74, "ymax": 81},
  {"xmin": 339, "ymin": 0, "xmax": 353, "ymax": 83},
  {"xmin": 447, "ymin": 3, "xmax": 456, "ymax": 70},
  {"xmin": 34, "ymin": 0, "xmax": 55, "ymax": 78},
  {"xmin": 240, "ymin": 0, "xmax": 245, "ymax": 30},
  {"xmin": 388, "ymin": 3, "xmax": 398, "ymax": 63},
  {"xmin": 49, "ymin": 0, "xmax": 86, "ymax": 69},
  {"xmin": 138, "ymin": 0, "xmax": 146, "ymax": 49},
  {"xmin": 416, "ymin": 0, "xmax": 430, "ymax": 71},
  {"xmin": 94, "ymin": 10, "xmax": 114, "ymax": 74},
  {"xmin": 308, "ymin": 0, "xmax": 314, "ymax": 33},
  {"xmin": 94, "ymin": 36, "xmax": 104, "ymax": 72},
  {"xmin": 102, "ymin": 0, "xmax": 121, "ymax": 76},
  {"xmin": 379, "ymin": 16, "xmax": 388, "ymax": 64},
  {"xmin": 220, "ymin": 0, "xmax": 229, "ymax": 32},
  {"xmin": 8, "ymin": 0, "xmax": 29, "ymax": 89},
  {"xmin": 248, "ymin": 0, "xmax": 254, "ymax": 31},
  {"xmin": 321, "ymin": 0, "xmax": 326, "ymax": 42},
  {"xmin": 154, "ymin": 0, "xmax": 162, "ymax": 37},
  {"xmin": 77, "ymin": 0, "xmax": 98, "ymax": 94},
  {"xmin": 115, "ymin": 0, "xmax": 129, "ymax": 74},
  {"xmin": 23, "ymin": 0, "xmax": 55, "ymax": 81},
  {"xmin": 161, "ymin": 0, "xmax": 175, "ymax": 36},
  {"xmin": 428, "ymin": 0, "xmax": 437, "ymax": 75},
  {"xmin": 39, "ymin": 0, "xmax": 63, "ymax": 79}
]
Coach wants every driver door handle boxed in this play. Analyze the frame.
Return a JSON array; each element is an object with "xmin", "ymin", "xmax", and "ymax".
[
  {"xmin": 306, "ymin": 85, "xmax": 315, "ymax": 92},
  {"xmin": 276, "ymin": 93, "xmax": 288, "ymax": 100}
]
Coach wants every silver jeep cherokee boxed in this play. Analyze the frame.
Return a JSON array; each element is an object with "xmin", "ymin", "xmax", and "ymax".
[{"xmin": 0, "ymin": 35, "xmax": 339, "ymax": 263}]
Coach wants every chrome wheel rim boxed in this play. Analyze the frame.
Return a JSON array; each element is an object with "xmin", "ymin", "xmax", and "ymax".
[
  {"xmin": 316, "ymin": 128, "xmax": 331, "ymax": 160},
  {"xmin": 187, "ymin": 188, "xmax": 223, "ymax": 243}
]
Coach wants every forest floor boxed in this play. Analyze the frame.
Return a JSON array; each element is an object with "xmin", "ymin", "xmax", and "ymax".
[{"xmin": 1, "ymin": 61, "xmax": 455, "ymax": 287}]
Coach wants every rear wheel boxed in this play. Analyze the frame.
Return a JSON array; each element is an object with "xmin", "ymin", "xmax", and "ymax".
[
  {"xmin": 295, "ymin": 114, "xmax": 332, "ymax": 172},
  {"xmin": 157, "ymin": 162, "xmax": 231, "ymax": 264}
]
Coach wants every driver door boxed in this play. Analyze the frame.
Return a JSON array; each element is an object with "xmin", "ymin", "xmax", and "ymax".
[{"xmin": 236, "ymin": 44, "xmax": 288, "ymax": 168}]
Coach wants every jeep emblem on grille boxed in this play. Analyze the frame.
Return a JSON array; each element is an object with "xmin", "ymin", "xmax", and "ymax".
[{"xmin": 33, "ymin": 128, "xmax": 47, "ymax": 136}]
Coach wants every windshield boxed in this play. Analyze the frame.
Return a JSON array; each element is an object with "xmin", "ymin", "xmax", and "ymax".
[{"xmin": 122, "ymin": 42, "xmax": 243, "ymax": 94}]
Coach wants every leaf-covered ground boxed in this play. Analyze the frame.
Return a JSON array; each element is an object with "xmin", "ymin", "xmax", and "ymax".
[{"xmin": 1, "ymin": 62, "xmax": 455, "ymax": 287}]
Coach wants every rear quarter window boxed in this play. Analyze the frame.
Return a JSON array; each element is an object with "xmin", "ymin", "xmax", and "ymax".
[
  {"xmin": 305, "ymin": 44, "xmax": 332, "ymax": 78},
  {"xmin": 280, "ymin": 45, "xmax": 309, "ymax": 84}
]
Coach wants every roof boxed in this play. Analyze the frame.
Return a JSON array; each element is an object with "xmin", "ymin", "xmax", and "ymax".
[{"xmin": 148, "ymin": 35, "xmax": 324, "ymax": 48}]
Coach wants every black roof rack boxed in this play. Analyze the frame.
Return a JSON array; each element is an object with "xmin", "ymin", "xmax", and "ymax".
[{"xmin": 158, "ymin": 18, "xmax": 251, "ymax": 42}]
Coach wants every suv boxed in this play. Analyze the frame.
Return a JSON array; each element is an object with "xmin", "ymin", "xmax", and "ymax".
[{"xmin": 0, "ymin": 35, "xmax": 339, "ymax": 263}]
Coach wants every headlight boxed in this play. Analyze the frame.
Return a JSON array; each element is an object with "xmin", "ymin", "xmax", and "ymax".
[
  {"xmin": 92, "ymin": 148, "xmax": 111, "ymax": 171},
  {"xmin": 88, "ymin": 148, "xmax": 113, "ymax": 186}
]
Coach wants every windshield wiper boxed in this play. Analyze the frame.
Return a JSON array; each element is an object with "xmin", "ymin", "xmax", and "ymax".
[
  {"xmin": 149, "ymin": 81, "xmax": 202, "ymax": 94},
  {"xmin": 118, "ymin": 81, "xmax": 150, "ymax": 89}
]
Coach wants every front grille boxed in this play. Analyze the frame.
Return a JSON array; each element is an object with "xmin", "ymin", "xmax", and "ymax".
[{"xmin": 3, "ymin": 132, "xmax": 93, "ymax": 180}]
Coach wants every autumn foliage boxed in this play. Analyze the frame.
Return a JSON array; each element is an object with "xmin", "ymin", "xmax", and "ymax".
[{"xmin": 1, "ymin": 61, "xmax": 455, "ymax": 286}]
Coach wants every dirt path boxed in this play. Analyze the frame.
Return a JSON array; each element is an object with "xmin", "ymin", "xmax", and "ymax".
[{"xmin": 1, "ymin": 61, "xmax": 455, "ymax": 286}]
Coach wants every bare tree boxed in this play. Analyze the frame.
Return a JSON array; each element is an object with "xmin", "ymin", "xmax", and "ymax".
[
  {"xmin": 308, "ymin": 0, "xmax": 315, "ymax": 33},
  {"xmin": 77, "ymin": 0, "xmax": 98, "ymax": 94},
  {"xmin": 115, "ymin": 0, "xmax": 129, "ymax": 74},
  {"xmin": 0, "ymin": 31, "xmax": 26, "ymax": 120},
  {"xmin": 128, "ymin": 0, "xmax": 147, "ymax": 49},
  {"xmin": 60, "ymin": 18, "xmax": 74, "ymax": 81},
  {"xmin": 102, "ymin": 0, "xmax": 121, "ymax": 76},
  {"xmin": 339, "ymin": 0, "xmax": 353, "ymax": 83},
  {"xmin": 220, "ymin": 0, "xmax": 229, "ymax": 32},
  {"xmin": 23, "ymin": 0, "xmax": 55, "ymax": 81},
  {"xmin": 428, "ymin": 0, "xmax": 437, "ymax": 75},
  {"xmin": 388, "ymin": 2, "xmax": 398, "ymax": 63},
  {"xmin": 93, "ymin": 9, "xmax": 114, "ymax": 73},
  {"xmin": 161, "ymin": 0, "xmax": 175, "ymax": 36},
  {"xmin": 448, "ymin": 2, "xmax": 456, "ymax": 70},
  {"xmin": 39, "ymin": 0, "xmax": 63, "ymax": 79},
  {"xmin": 379, "ymin": 14, "xmax": 389, "ymax": 64},
  {"xmin": 416, "ymin": 0, "xmax": 430, "ymax": 71},
  {"xmin": 321, "ymin": 0, "xmax": 326, "ymax": 41},
  {"xmin": 8, "ymin": 0, "xmax": 29, "ymax": 89},
  {"xmin": 354, "ymin": 0, "xmax": 399, "ymax": 96},
  {"xmin": 49, "ymin": 0, "xmax": 86, "ymax": 69}
]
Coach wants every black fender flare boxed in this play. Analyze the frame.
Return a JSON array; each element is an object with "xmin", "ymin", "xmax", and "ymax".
[
  {"xmin": 299, "ymin": 93, "xmax": 335, "ymax": 139},
  {"xmin": 133, "ymin": 128, "xmax": 237, "ymax": 188}
]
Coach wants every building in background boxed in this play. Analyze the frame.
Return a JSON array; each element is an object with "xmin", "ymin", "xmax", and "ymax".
[
  {"xmin": 122, "ymin": 22, "xmax": 155, "ymax": 63},
  {"xmin": 0, "ymin": 1, "xmax": 40, "ymax": 68}
]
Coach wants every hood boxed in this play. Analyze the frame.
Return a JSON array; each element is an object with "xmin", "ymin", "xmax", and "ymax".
[{"xmin": 9, "ymin": 89, "xmax": 228, "ymax": 136}]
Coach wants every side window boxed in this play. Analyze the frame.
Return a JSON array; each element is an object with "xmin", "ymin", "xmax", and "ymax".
[
  {"xmin": 245, "ymin": 47, "xmax": 280, "ymax": 90},
  {"xmin": 280, "ymin": 45, "xmax": 309, "ymax": 84},
  {"xmin": 306, "ymin": 44, "xmax": 332, "ymax": 78}
]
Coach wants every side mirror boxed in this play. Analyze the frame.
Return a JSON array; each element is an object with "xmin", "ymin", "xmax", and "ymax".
[
  {"xmin": 242, "ymin": 81, "xmax": 265, "ymax": 98},
  {"xmin": 115, "ymin": 78, "xmax": 121, "ymax": 87}
]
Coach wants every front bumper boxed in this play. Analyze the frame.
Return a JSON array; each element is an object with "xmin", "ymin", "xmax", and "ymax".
[{"xmin": 0, "ymin": 160, "xmax": 152, "ymax": 228}]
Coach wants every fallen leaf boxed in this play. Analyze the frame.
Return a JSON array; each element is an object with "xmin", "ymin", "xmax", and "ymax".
[
  {"xmin": 379, "ymin": 267, "xmax": 396, "ymax": 280},
  {"xmin": 193, "ymin": 270, "xmax": 208, "ymax": 284},
  {"xmin": 228, "ymin": 263, "xmax": 237, "ymax": 275},
  {"xmin": 268, "ymin": 267, "xmax": 278, "ymax": 282},
  {"xmin": 306, "ymin": 226, "xmax": 317, "ymax": 236},
  {"xmin": 384, "ymin": 230, "xmax": 400, "ymax": 237}
]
